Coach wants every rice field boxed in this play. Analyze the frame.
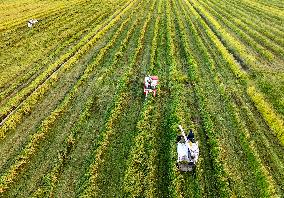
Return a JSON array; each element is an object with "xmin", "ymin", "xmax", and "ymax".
[{"xmin": 0, "ymin": 0, "xmax": 283, "ymax": 197}]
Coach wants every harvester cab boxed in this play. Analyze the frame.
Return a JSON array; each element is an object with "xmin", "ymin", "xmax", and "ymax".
[
  {"xmin": 27, "ymin": 19, "xmax": 38, "ymax": 28},
  {"xmin": 144, "ymin": 76, "xmax": 158, "ymax": 98},
  {"xmin": 176, "ymin": 125, "xmax": 199, "ymax": 172}
]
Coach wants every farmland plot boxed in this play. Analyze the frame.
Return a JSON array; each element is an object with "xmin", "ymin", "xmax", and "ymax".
[{"xmin": 0, "ymin": 0, "xmax": 283, "ymax": 197}]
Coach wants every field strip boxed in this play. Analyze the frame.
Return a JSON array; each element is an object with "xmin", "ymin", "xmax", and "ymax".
[
  {"xmin": 0, "ymin": 0, "xmax": 137, "ymax": 137},
  {"xmin": 0, "ymin": 0, "xmax": 125, "ymax": 104},
  {"xmin": 187, "ymin": 2, "xmax": 284, "ymax": 192},
  {"xmin": 184, "ymin": 0, "xmax": 284, "ymax": 172},
  {"xmin": 224, "ymin": 0, "xmax": 284, "ymax": 28},
  {"xmin": 28, "ymin": 0, "xmax": 146, "ymax": 192},
  {"xmin": 240, "ymin": 0, "xmax": 284, "ymax": 19},
  {"xmin": 222, "ymin": 0, "xmax": 284, "ymax": 34},
  {"xmin": 171, "ymin": 0, "xmax": 238, "ymax": 196},
  {"xmin": 123, "ymin": 2, "xmax": 163, "ymax": 196},
  {"xmin": 180, "ymin": 0, "xmax": 284, "ymax": 194},
  {"xmin": 178, "ymin": 1, "xmax": 278, "ymax": 192},
  {"xmin": 123, "ymin": 98, "xmax": 160, "ymax": 197},
  {"xmin": 0, "ymin": 0, "xmax": 144, "ymax": 176},
  {"xmin": 173, "ymin": 0, "xmax": 228, "ymax": 196},
  {"xmin": 0, "ymin": 0, "xmax": 283, "ymax": 196}
]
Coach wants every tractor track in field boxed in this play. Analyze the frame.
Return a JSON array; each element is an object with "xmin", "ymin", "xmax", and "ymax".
[{"xmin": 0, "ymin": 0, "xmax": 137, "ymax": 127}]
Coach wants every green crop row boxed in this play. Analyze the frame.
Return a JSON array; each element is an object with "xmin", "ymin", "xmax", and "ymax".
[
  {"xmin": 0, "ymin": 0, "xmax": 137, "ymax": 139},
  {"xmin": 0, "ymin": 1, "xmax": 139, "ymax": 192},
  {"xmin": 123, "ymin": 98, "xmax": 160, "ymax": 198},
  {"xmin": 149, "ymin": 0, "xmax": 162, "ymax": 71},
  {"xmin": 79, "ymin": 91, "xmax": 131, "ymax": 197},
  {"xmin": 164, "ymin": 0, "xmax": 199, "ymax": 196},
  {"xmin": 247, "ymin": 86, "xmax": 284, "ymax": 145}
]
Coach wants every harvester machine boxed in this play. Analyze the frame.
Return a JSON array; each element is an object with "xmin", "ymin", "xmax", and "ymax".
[
  {"xmin": 144, "ymin": 76, "xmax": 158, "ymax": 98},
  {"xmin": 176, "ymin": 125, "xmax": 199, "ymax": 172}
]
